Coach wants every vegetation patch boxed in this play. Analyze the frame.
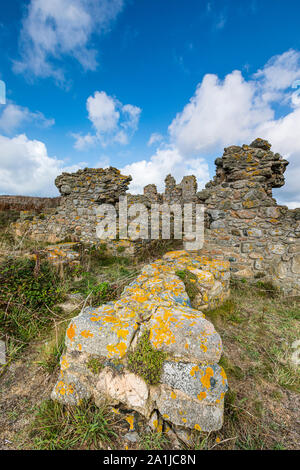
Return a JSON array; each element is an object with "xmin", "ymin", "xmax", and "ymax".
[
  {"xmin": 255, "ymin": 280, "xmax": 279, "ymax": 298},
  {"xmin": 36, "ymin": 326, "xmax": 67, "ymax": 373},
  {"xmin": 175, "ymin": 269, "xmax": 199, "ymax": 302},
  {"xmin": 205, "ymin": 299, "xmax": 243, "ymax": 323},
  {"xmin": 71, "ymin": 275, "xmax": 113, "ymax": 305},
  {"xmin": 87, "ymin": 356, "xmax": 105, "ymax": 375},
  {"xmin": 0, "ymin": 210, "xmax": 20, "ymax": 229},
  {"xmin": 139, "ymin": 430, "xmax": 169, "ymax": 450},
  {"xmin": 0, "ymin": 257, "xmax": 66, "ymax": 366},
  {"xmin": 0, "ymin": 257, "xmax": 64, "ymax": 309},
  {"xmin": 30, "ymin": 399, "xmax": 119, "ymax": 450},
  {"xmin": 127, "ymin": 330, "xmax": 166, "ymax": 385},
  {"xmin": 219, "ymin": 355, "xmax": 244, "ymax": 380}
]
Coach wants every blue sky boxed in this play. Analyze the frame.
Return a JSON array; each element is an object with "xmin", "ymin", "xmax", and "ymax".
[{"xmin": 0, "ymin": 0, "xmax": 300, "ymax": 207}]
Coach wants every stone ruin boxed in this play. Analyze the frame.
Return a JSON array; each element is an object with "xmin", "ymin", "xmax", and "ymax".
[
  {"xmin": 13, "ymin": 138, "xmax": 300, "ymax": 295},
  {"xmin": 9, "ymin": 137, "xmax": 300, "ymax": 436},
  {"xmin": 198, "ymin": 138, "xmax": 299, "ymax": 296}
]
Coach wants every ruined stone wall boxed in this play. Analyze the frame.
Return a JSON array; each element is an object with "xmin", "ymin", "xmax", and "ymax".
[
  {"xmin": 12, "ymin": 139, "xmax": 299, "ymax": 294},
  {"xmin": 196, "ymin": 139, "xmax": 300, "ymax": 295},
  {"xmin": 142, "ymin": 174, "xmax": 198, "ymax": 205},
  {"xmin": 14, "ymin": 168, "xmax": 134, "ymax": 250}
]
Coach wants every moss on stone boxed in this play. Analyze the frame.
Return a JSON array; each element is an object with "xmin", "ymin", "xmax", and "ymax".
[{"xmin": 127, "ymin": 330, "xmax": 166, "ymax": 385}]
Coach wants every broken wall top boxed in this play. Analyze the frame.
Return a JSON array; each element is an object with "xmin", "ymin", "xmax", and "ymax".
[
  {"xmin": 55, "ymin": 167, "xmax": 132, "ymax": 205},
  {"xmin": 209, "ymin": 138, "xmax": 289, "ymax": 195}
]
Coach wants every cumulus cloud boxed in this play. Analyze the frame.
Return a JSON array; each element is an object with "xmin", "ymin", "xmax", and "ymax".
[
  {"xmin": 121, "ymin": 146, "xmax": 209, "ymax": 194},
  {"xmin": 0, "ymin": 133, "xmax": 81, "ymax": 196},
  {"xmin": 168, "ymin": 70, "xmax": 274, "ymax": 155},
  {"xmin": 254, "ymin": 49, "xmax": 300, "ymax": 100},
  {"xmin": 259, "ymin": 107, "xmax": 300, "ymax": 207},
  {"xmin": 166, "ymin": 49, "xmax": 300, "ymax": 207},
  {"xmin": 123, "ymin": 50, "xmax": 300, "ymax": 206},
  {"xmin": 73, "ymin": 91, "xmax": 141, "ymax": 149},
  {"xmin": 0, "ymin": 103, "xmax": 54, "ymax": 133},
  {"xmin": 14, "ymin": 0, "xmax": 124, "ymax": 82}
]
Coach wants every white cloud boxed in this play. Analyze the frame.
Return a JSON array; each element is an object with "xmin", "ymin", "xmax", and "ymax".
[
  {"xmin": 147, "ymin": 132, "xmax": 164, "ymax": 146},
  {"xmin": 0, "ymin": 103, "xmax": 54, "ymax": 133},
  {"xmin": 0, "ymin": 133, "xmax": 81, "ymax": 196},
  {"xmin": 259, "ymin": 107, "xmax": 300, "ymax": 207},
  {"xmin": 123, "ymin": 50, "xmax": 300, "ymax": 207},
  {"xmin": 14, "ymin": 0, "xmax": 124, "ymax": 82},
  {"xmin": 122, "ymin": 104, "xmax": 142, "ymax": 132},
  {"xmin": 165, "ymin": 50, "xmax": 300, "ymax": 208},
  {"xmin": 254, "ymin": 50, "xmax": 300, "ymax": 97},
  {"xmin": 121, "ymin": 146, "xmax": 209, "ymax": 194},
  {"xmin": 73, "ymin": 91, "xmax": 141, "ymax": 149},
  {"xmin": 168, "ymin": 70, "xmax": 273, "ymax": 155},
  {"xmin": 87, "ymin": 91, "xmax": 120, "ymax": 134},
  {"xmin": 72, "ymin": 132, "xmax": 96, "ymax": 150}
]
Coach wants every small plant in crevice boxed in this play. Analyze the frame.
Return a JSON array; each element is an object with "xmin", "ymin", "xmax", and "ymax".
[
  {"xmin": 127, "ymin": 329, "xmax": 166, "ymax": 385},
  {"xmin": 87, "ymin": 356, "xmax": 104, "ymax": 375},
  {"xmin": 175, "ymin": 269, "xmax": 198, "ymax": 302},
  {"xmin": 139, "ymin": 430, "xmax": 169, "ymax": 450}
]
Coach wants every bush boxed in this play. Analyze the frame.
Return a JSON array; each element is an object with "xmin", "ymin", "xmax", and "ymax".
[
  {"xmin": 0, "ymin": 257, "xmax": 65, "ymax": 363},
  {"xmin": 0, "ymin": 257, "xmax": 63, "ymax": 310}
]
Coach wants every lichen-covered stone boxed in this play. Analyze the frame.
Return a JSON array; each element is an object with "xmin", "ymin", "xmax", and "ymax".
[
  {"xmin": 154, "ymin": 385, "xmax": 225, "ymax": 432},
  {"xmin": 149, "ymin": 306, "xmax": 222, "ymax": 363},
  {"xmin": 65, "ymin": 305, "xmax": 139, "ymax": 359},
  {"xmin": 52, "ymin": 250, "xmax": 228, "ymax": 433}
]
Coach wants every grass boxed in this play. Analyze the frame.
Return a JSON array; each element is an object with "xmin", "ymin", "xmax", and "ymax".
[
  {"xmin": 36, "ymin": 325, "xmax": 67, "ymax": 373},
  {"xmin": 30, "ymin": 400, "xmax": 120, "ymax": 450},
  {"xmin": 0, "ymin": 241, "xmax": 142, "ymax": 373},
  {"xmin": 187, "ymin": 279, "xmax": 300, "ymax": 450},
  {"xmin": 139, "ymin": 431, "xmax": 169, "ymax": 450},
  {"xmin": 70, "ymin": 244, "xmax": 141, "ymax": 306},
  {"xmin": 205, "ymin": 298, "xmax": 244, "ymax": 324}
]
